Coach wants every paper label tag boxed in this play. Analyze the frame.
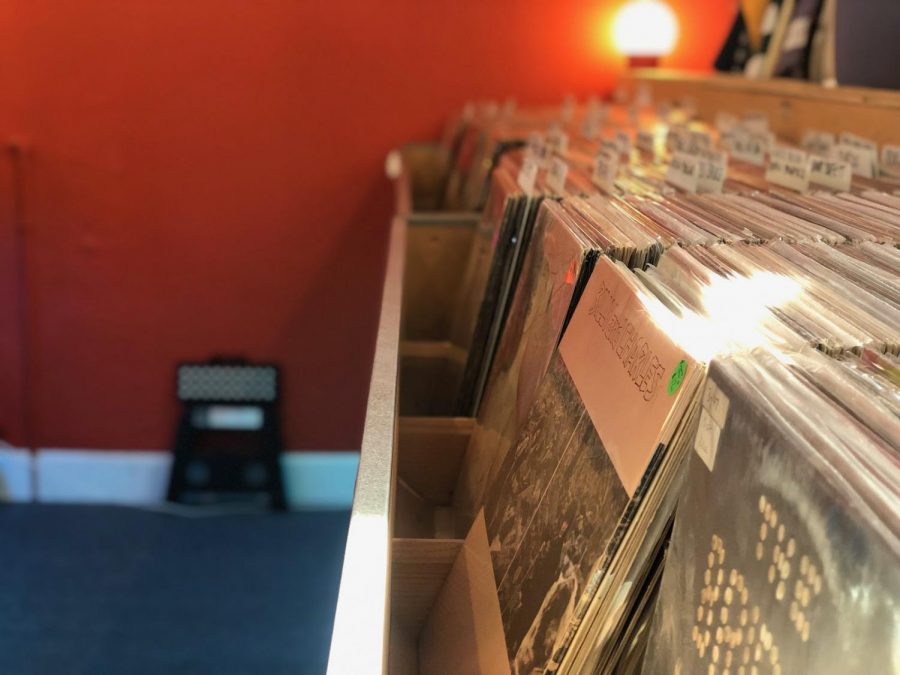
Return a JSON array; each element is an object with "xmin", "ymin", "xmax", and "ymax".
[
  {"xmin": 833, "ymin": 143, "xmax": 875, "ymax": 179},
  {"xmin": 582, "ymin": 114, "xmax": 601, "ymax": 141},
  {"xmin": 695, "ymin": 378, "xmax": 730, "ymax": 472},
  {"xmin": 766, "ymin": 146, "xmax": 811, "ymax": 192},
  {"xmin": 517, "ymin": 156, "xmax": 539, "ymax": 193},
  {"xmin": 809, "ymin": 156, "xmax": 852, "ymax": 191},
  {"xmin": 616, "ymin": 130, "xmax": 632, "ymax": 158},
  {"xmin": 840, "ymin": 132, "xmax": 878, "ymax": 155},
  {"xmin": 742, "ymin": 112, "xmax": 769, "ymax": 133},
  {"xmin": 600, "ymin": 138, "xmax": 620, "ymax": 156},
  {"xmin": 636, "ymin": 129, "xmax": 655, "ymax": 154},
  {"xmin": 547, "ymin": 157, "xmax": 569, "ymax": 195},
  {"xmin": 881, "ymin": 144, "xmax": 900, "ymax": 177},
  {"xmin": 783, "ymin": 16, "xmax": 812, "ymax": 51},
  {"xmin": 592, "ymin": 149, "xmax": 619, "ymax": 194},
  {"xmin": 697, "ymin": 149, "xmax": 728, "ymax": 194},
  {"xmin": 715, "ymin": 112, "xmax": 738, "ymax": 134},
  {"xmin": 546, "ymin": 127, "xmax": 569, "ymax": 156},
  {"xmin": 730, "ymin": 129, "xmax": 767, "ymax": 166},
  {"xmin": 667, "ymin": 152, "xmax": 700, "ymax": 193},
  {"xmin": 667, "ymin": 124, "xmax": 690, "ymax": 153},
  {"xmin": 802, "ymin": 130, "xmax": 836, "ymax": 157}
]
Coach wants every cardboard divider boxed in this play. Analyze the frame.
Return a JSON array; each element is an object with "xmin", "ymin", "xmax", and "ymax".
[
  {"xmin": 390, "ymin": 514, "xmax": 508, "ymax": 675},
  {"xmin": 394, "ymin": 416, "xmax": 474, "ymax": 540},
  {"xmin": 398, "ymin": 341, "xmax": 467, "ymax": 416}
]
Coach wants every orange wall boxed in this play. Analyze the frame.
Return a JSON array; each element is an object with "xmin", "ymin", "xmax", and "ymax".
[{"xmin": 0, "ymin": 0, "xmax": 734, "ymax": 450}]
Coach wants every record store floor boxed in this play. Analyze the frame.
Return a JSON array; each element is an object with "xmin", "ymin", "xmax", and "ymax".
[{"xmin": 0, "ymin": 504, "xmax": 350, "ymax": 675}]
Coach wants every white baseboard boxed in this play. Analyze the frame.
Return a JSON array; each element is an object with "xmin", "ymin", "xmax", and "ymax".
[
  {"xmin": 0, "ymin": 447, "xmax": 34, "ymax": 502},
  {"xmin": 34, "ymin": 449, "xmax": 359, "ymax": 509}
]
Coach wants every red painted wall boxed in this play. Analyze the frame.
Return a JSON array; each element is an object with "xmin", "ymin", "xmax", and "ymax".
[{"xmin": 0, "ymin": 0, "xmax": 734, "ymax": 451}]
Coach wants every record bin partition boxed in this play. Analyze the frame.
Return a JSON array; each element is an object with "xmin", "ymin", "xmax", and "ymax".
[{"xmin": 329, "ymin": 72, "xmax": 900, "ymax": 675}]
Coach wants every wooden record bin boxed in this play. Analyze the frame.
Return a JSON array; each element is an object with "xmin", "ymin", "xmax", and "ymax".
[{"xmin": 327, "ymin": 73, "xmax": 900, "ymax": 675}]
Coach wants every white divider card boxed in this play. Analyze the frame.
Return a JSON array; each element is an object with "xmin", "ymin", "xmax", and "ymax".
[
  {"xmin": 546, "ymin": 127, "xmax": 569, "ymax": 156},
  {"xmin": 696, "ymin": 149, "xmax": 728, "ymax": 194},
  {"xmin": 715, "ymin": 111, "xmax": 738, "ymax": 134},
  {"xmin": 839, "ymin": 132, "xmax": 879, "ymax": 173},
  {"xmin": 600, "ymin": 137, "xmax": 620, "ymax": 156},
  {"xmin": 686, "ymin": 130, "xmax": 713, "ymax": 156},
  {"xmin": 809, "ymin": 156, "xmax": 852, "ymax": 191},
  {"xmin": 802, "ymin": 130, "xmax": 836, "ymax": 156},
  {"xmin": 730, "ymin": 128, "xmax": 767, "ymax": 166},
  {"xmin": 766, "ymin": 146, "xmax": 812, "ymax": 192},
  {"xmin": 636, "ymin": 129, "xmax": 655, "ymax": 154},
  {"xmin": 582, "ymin": 115, "xmax": 599, "ymax": 141},
  {"xmin": 484, "ymin": 101, "xmax": 499, "ymax": 119},
  {"xmin": 616, "ymin": 130, "xmax": 632, "ymax": 158},
  {"xmin": 833, "ymin": 143, "xmax": 875, "ymax": 179},
  {"xmin": 517, "ymin": 156, "xmax": 539, "ymax": 193},
  {"xmin": 527, "ymin": 131, "xmax": 544, "ymax": 158},
  {"xmin": 547, "ymin": 156, "xmax": 569, "ymax": 195},
  {"xmin": 742, "ymin": 111, "xmax": 769, "ymax": 133},
  {"xmin": 881, "ymin": 145, "xmax": 900, "ymax": 178},
  {"xmin": 667, "ymin": 124, "xmax": 690, "ymax": 153},
  {"xmin": 666, "ymin": 152, "xmax": 700, "ymax": 193},
  {"xmin": 592, "ymin": 149, "xmax": 619, "ymax": 195}
]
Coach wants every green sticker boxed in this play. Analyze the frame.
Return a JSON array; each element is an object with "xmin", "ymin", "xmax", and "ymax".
[{"xmin": 668, "ymin": 359, "xmax": 687, "ymax": 395}]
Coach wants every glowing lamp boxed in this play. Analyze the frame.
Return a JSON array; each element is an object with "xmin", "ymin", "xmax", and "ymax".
[{"xmin": 613, "ymin": 0, "xmax": 679, "ymax": 68}]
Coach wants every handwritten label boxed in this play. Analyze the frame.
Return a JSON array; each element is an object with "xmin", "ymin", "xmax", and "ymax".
[
  {"xmin": 742, "ymin": 112, "xmax": 769, "ymax": 133},
  {"xmin": 802, "ymin": 130, "xmax": 836, "ymax": 157},
  {"xmin": 546, "ymin": 127, "xmax": 569, "ymax": 156},
  {"xmin": 881, "ymin": 145, "xmax": 900, "ymax": 177},
  {"xmin": 809, "ymin": 157, "xmax": 852, "ymax": 191},
  {"xmin": 667, "ymin": 152, "xmax": 700, "ymax": 193},
  {"xmin": 600, "ymin": 138, "xmax": 620, "ymax": 156},
  {"xmin": 694, "ymin": 378, "xmax": 729, "ymax": 472},
  {"xmin": 547, "ymin": 156, "xmax": 569, "ymax": 195},
  {"xmin": 636, "ymin": 129, "xmax": 655, "ymax": 154},
  {"xmin": 592, "ymin": 149, "xmax": 619, "ymax": 194},
  {"xmin": 697, "ymin": 149, "xmax": 728, "ymax": 194},
  {"xmin": 766, "ymin": 146, "xmax": 811, "ymax": 192},
  {"xmin": 667, "ymin": 124, "xmax": 690, "ymax": 153},
  {"xmin": 833, "ymin": 143, "xmax": 875, "ymax": 179},
  {"xmin": 730, "ymin": 129, "xmax": 767, "ymax": 166},
  {"xmin": 517, "ymin": 156, "xmax": 539, "ymax": 193},
  {"xmin": 839, "ymin": 132, "xmax": 879, "ymax": 174},
  {"xmin": 715, "ymin": 112, "xmax": 738, "ymax": 134}
]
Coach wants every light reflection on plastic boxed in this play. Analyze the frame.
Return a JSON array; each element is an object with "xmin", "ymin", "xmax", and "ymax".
[{"xmin": 642, "ymin": 271, "xmax": 804, "ymax": 364}]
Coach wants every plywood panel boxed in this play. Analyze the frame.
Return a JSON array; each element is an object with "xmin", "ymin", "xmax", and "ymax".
[
  {"xmin": 629, "ymin": 70, "xmax": 900, "ymax": 147},
  {"xmin": 398, "ymin": 416, "xmax": 474, "ymax": 505}
]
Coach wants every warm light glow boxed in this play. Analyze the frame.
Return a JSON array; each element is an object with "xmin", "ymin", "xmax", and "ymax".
[{"xmin": 613, "ymin": 0, "xmax": 679, "ymax": 57}]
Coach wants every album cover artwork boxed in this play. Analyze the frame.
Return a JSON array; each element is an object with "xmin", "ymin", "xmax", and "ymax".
[
  {"xmin": 453, "ymin": 200, "xmax": 595, "ymax": 529},
  {"xmin": 641, "ymin": 355, "xmax": 900, "ymax": 674}
]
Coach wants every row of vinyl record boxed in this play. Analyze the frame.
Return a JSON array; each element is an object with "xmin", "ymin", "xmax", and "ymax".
[{"xmin": 402, "ymin": 87, "xmax": 900, "ymax": 674}]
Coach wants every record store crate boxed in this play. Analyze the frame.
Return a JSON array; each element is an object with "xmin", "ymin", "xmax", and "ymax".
[
  {"xmin": 395, "ymin": 143, "xmax": 481, "ymax": 417},
  {"xmin": 329, "ymin": 72, "xmax": 900, "ymax": 675}
]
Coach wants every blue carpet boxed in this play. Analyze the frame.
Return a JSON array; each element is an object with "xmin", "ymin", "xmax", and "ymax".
[{"xmin": 0, "ymin": 505, "xmax": 349, "ymax": 675}]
